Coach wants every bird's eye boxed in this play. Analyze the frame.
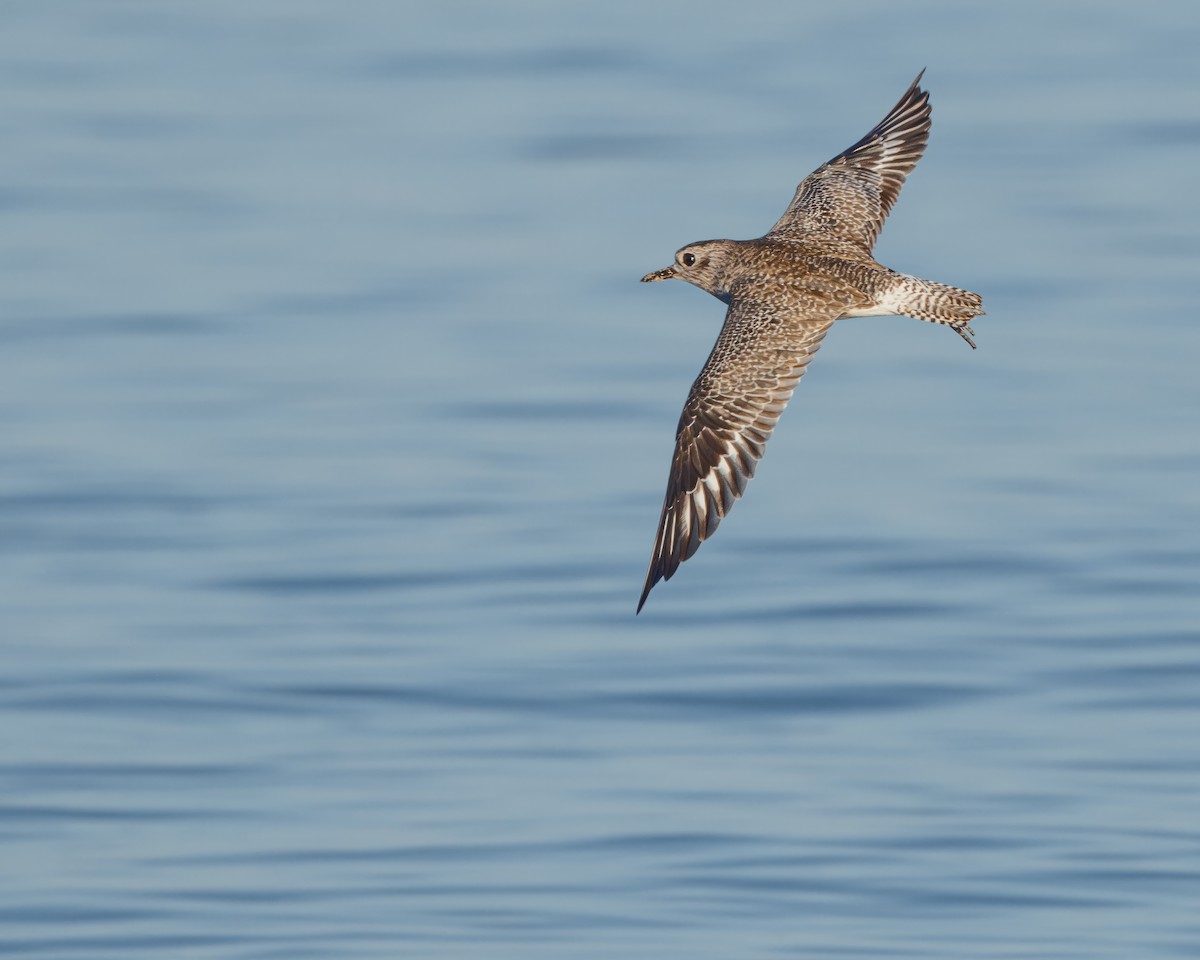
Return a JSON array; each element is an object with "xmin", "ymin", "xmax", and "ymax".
[{"xmin": 681, "ymin": 252, "xmax": 696, "ymax": 267}]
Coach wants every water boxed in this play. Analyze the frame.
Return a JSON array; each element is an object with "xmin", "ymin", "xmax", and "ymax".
[{"xmin": 2, "ymin": 2, "xmax": 1199, "ymax": 957}]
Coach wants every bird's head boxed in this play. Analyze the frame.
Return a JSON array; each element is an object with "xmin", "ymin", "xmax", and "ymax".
[{"xmin": 641, "ymin": 240, "xmax": 738, "ymax": 302}]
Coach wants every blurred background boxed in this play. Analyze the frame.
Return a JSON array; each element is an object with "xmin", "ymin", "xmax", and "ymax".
[{"xmin": 1, "ymin": 1, "xmax": 1198, "ymax": 957}]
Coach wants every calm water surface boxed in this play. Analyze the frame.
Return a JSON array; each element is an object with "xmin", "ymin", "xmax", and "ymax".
[{"xmin": 2, "ymin": 2, "xmax": 1199, "ymax": 958}]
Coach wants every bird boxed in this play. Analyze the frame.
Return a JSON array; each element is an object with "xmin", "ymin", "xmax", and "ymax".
[{"xmin": 636, "ymin": 70, "xmax": 983, "ymax": 614}]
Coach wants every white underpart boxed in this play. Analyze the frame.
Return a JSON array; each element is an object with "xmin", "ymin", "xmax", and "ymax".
[
  {"xmin": 839, "ymin": 273, "xmax": 924, "ymax": 319},
  {"xmin": 839, "ymin": 302, "xmax": 899, "ymax": 318}
]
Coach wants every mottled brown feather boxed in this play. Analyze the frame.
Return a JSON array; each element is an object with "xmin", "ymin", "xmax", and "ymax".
[
  {"xmin": 637, "ymin": 294, "xmax": 837, "ymax": 612},
  {"xmin": 767, "ymin": 70, "xmax": 930, "ymax": 256}
]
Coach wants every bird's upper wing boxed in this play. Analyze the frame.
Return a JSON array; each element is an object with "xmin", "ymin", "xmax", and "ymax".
[
  {"xmin": 638, "ymin": 290, "xmax": 840, "ymax": 613},
  {"xmin": 766, "ymin": 71, "xmax": 931, "ymax": 256}
]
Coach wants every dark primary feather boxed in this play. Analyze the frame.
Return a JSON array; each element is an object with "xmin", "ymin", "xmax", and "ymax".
[
  {"xmin": 637, "ymin": 295, "xmax": 837, "ymax": 613},
  {"xmin": 767, "ymin": 70, "xmax": 931, "ymax": 255}
]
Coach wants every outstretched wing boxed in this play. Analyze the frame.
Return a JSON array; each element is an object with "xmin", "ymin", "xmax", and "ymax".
[
  {"xmin": 767, "ymin": 71, "xmax": 931, "ymax": 255},
  {"xmin": 637, "ymin": 295, "xmax": 838, "ymax": 613}
]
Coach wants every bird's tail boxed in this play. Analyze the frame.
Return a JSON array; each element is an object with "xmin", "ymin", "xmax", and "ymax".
[{"xmin": 889, "ymin": 274, "xmax": 985, "ymax": 349}]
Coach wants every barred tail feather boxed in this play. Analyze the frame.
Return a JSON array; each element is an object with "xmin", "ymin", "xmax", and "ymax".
[{"xmin": 890, "ymin": 275, "xmax": 985, "ymax": 348}]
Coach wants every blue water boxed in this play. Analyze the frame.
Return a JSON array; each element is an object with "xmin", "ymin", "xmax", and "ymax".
[{"xmin": 3, "ymin": 2, "xmax": 1199, "ymax": 957}]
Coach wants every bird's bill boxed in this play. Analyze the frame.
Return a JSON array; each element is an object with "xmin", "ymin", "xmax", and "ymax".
[{"xmin": 641, "ymin": 266, "xmax": 676, "ymax": 282}]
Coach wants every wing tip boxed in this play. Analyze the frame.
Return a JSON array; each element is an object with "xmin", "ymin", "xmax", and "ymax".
[{"xmin": 636, "ymin": 561, "xmax": 665, "ymax": 614}]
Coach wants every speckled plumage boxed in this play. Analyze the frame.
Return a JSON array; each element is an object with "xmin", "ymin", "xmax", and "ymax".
[{"xmin": 637, "ymin": 71, "xmax": 984, "ymax": 613}]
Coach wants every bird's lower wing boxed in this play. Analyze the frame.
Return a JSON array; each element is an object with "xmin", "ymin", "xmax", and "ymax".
[{"xmin": 637, "ymin": 297, "xmax": 838, "ymax": 612}]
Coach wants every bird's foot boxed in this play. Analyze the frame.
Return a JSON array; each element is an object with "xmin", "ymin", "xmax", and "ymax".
[{"xmin": 951, "ymin": 322, "xmax": 976, "ymax": 350}]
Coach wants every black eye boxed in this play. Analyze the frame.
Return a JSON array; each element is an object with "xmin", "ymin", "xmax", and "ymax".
[{"xmin": 681, "ymin": 252, "xmax": 696, "ymax": 267}]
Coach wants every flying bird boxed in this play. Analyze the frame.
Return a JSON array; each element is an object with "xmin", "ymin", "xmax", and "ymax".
[{"xmin": 637, "ymin": 71, "xmax": 983, "ymax": 613}]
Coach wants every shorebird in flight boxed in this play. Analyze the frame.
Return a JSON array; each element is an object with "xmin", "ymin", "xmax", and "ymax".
[{"xmin": 637, "ymin": 71, "xmax": 983, "ymax": 613}]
